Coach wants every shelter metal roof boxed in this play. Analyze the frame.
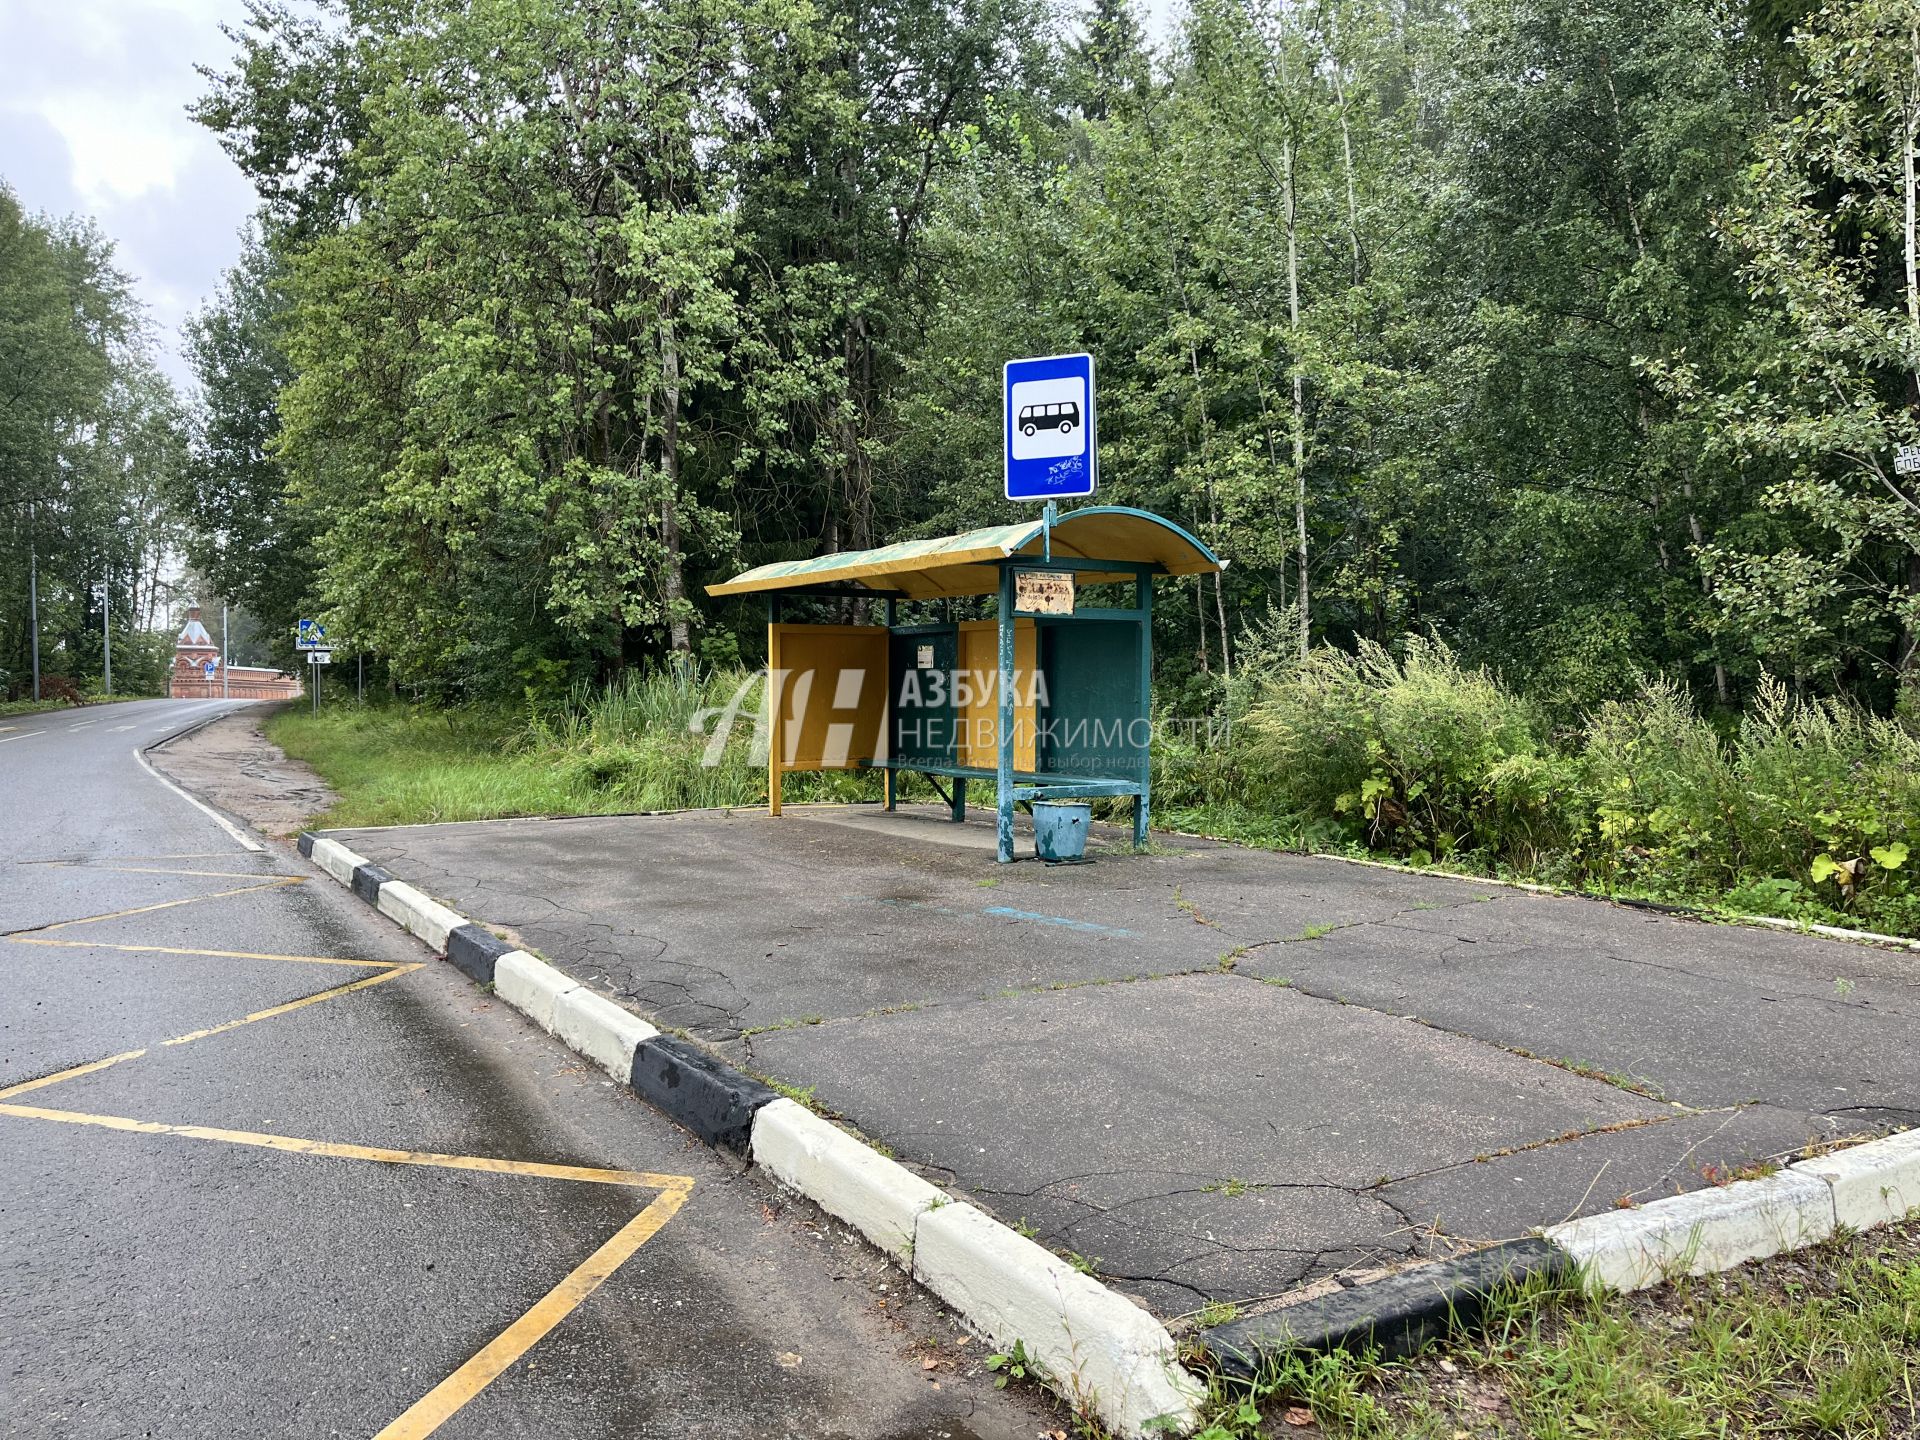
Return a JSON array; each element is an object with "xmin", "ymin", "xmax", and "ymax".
[{"xmin": 706, "ymin": 506, "xmax": 1223, "ymax": 601}]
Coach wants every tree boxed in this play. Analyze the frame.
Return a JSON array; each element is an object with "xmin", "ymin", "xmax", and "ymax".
[
  {"xmin": 0, "ymin": 182, "xmax": 183, "ymax": 695},
  {"xmin": 1690, "ymin": 0, "xmax": 1920, "ymax": 699},
  {"xmin": 176, "ymin": 226, "xmax": 310, "ymax": 667}
]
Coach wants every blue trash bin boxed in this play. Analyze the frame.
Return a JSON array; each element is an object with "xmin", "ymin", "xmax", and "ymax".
[{"xmin": 1032, "ymin": 800, "xmax": 1091, "ymax": 863}]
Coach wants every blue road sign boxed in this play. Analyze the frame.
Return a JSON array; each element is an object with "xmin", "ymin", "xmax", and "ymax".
[
  {"xmin": 203, "ymin": 659, "xmax": 217, "ymax": 678},
  {"xmin": 1004, "ymin": 352, "xmax": 1096, "ymax": 501},
  {"xmin": 296, "ymin": 618, "xmax": 327, "ymax": 651}
]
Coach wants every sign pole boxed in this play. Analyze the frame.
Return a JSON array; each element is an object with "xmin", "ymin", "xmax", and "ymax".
[{"xmin": 27, "ymin": 508, "xmax": 39, "ymax": 702}]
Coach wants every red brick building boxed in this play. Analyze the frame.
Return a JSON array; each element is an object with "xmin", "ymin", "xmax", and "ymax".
[{"xmin": 169, "ymin": 604, "xmax": 304, "ymax": 700}]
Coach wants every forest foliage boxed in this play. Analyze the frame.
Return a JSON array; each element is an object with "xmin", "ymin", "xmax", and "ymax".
[
  {"xmin": 182, "ymin": 0, "xmax": 1920, "ymax": 720},
  {"xmin": 0, "ymin": 189, "xmax": 189, "ymax": 697}
]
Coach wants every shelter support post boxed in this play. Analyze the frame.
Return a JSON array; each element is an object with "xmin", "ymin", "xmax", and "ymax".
[
  {"xmin": 996, "ymin": 564, "xmax": 1016, "ymax": 863},
  {"xmin": 1135, "ymin": 573, "xmax": 1152, "ymax": 849},
  {"xmin": 883, "ymin": 596, "xmax": 897, "ymax": 811},
  {"xmin": 767, "ymin": 598, "xmax": 783, "ymax": 817}
]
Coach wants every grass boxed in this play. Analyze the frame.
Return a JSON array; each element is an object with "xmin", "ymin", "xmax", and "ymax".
[
  {"xmin": 0, "ymin": 696, "xmax": 81, "ymax": 717},
  {"xmin": 1183, "ymin": 1218, "xmax": 1920, "ymax": 1439},
  {"xmin": 265, "ymin": 671, "xmax": 897, "ymax": 828}
]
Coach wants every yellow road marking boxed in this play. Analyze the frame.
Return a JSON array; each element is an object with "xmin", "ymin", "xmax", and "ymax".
[
  {"xmin": 0, "ymin": 1102, "xmax": 693, "ymax": 1190},
  {"xmin": 20, "ymin": 877, "xmax": 302, "ymax": 937},
  {"xmin": 22, "ymin": 852, "xmax": 235, "ymax": 862},
  {"xmin": 375, "ymin": 1185, "xmax": 693, "ymax": 1440},
  {"xmin": 5, "ymin": 866, "xmax": 697, "ymax": 1439},
  {"xmin": 8, "ymin": 937, "xmax": 399, "ymax": 970},
  {"xmin": 37, "ymin": 863, "xmax": 290, "ymax": 880},
  {"xmin": 160, "ymin": 965, "xmax": 421, "ymax": 1046},
  {"xmin": 0, "ymin": 1049, "xmax": 148, "ymax": 1101}
]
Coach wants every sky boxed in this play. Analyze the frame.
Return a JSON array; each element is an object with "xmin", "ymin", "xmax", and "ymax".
[
  {"xmin": 2, "ymin": 0, "xmax": 1180, "ymax": 398},
  {"xmin": 0, "ymin": 0, "xmax": 259, "ymax": 390}
]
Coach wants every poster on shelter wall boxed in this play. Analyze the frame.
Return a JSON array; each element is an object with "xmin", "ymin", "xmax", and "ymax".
[{"xmin": 1013, "ymin": 569, "xmax": 1075, "ymax": 616}]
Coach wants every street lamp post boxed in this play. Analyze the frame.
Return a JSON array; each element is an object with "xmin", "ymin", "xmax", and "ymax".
[
  {"xmin": 93, "ymin": 578, "xmax": 111, "ymax": 696},
  {"xmin": 28, "ymin": 516, "xmax": 40, "ymax": 702}
]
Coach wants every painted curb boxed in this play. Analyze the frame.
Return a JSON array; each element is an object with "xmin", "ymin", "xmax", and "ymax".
[
  {"xmin": 446, "ymin": 923, "xmax": 513, "ymax": 986},
  {"xmin": 751, "ymin": 1097, "xmax": 944, "ymax": 1261},
  {"xmin": 308, "ymin": 837, "xmax": 366, "ymax": 889},
  {"xmin": 1202, "ymin": 1238, "xmax": 1568, "ymax": 1377},
  {"xmin": 630, "ymin": 1036, "xmax": 775, "ymax": 1153},
  {"xmin": 493, "ymin": 949, "xmax": 578, "ymax": 1033},
  {"xmin": 915, "ymin": 1199, "xmax": 1205, "ymax": 1436},
  {"xmin": 350, "ymin": 861, "xmax": 394, "ymax": 905},
  {"xmin": 295, "ymin": 827, "xmax": 1204, "ymax": 1437},
  {"xmin": 1793, "ymin": 1128, "xmax": 1920, "ymax": 1230},
  {"xmin": 553, "ymin": 985, "xmax": 659, "ymax": 1082},
  {"xmin": 1544, "ymin": 1169, "xmax": 1835, "ymax": 1293},
  {"xmin": 375, "ymin": 879, "xmax": 467, "ymax": 954}
]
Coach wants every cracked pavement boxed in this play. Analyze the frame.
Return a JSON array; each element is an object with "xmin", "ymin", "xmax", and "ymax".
[{"xmin": 333, "ymin": 804, "xmax": 1920, "ymax": 1320}]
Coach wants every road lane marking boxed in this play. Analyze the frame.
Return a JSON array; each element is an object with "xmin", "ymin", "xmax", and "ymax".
[
  {"xmin": 2, "ymin": 864, "xmax": 696, "ymax": 1440},
  {"xmin": 161, "ymin": 965, "xmax": 421, "ymax": 1044},
  {"xmin": 10, "ymin": 937, "xmax": 400, "ymax": 969},
  {"xmin": 0, "ymin": 733, "xmax": 34, "ymax": 744},
  {"xmin": 132, "ymin": 741, "xmax": 265, "ymax": 852},
  {"xmin": 0, "ymin": 1101, "xmax": 691, "ymax": 1190},
  {"xmin": 67, "ymin": 721, "xmax": 97, "ymax": 731},
  {"xmin": 108, "ymin": 724, "xmax": 135, "ymax": 732},
  {"xmin": 374, "ymin": 1186, "xmax": 693, "ymax": 1440},
  {"xmin": 12, "ymin": 876, "xmax": 302, "ymax": 938},
  {"xmin": 0, "ymin": 1049, "xmax": 148, "ymax": 1102},
  {"xmin": 36, "ymin": 862, "xmax": 286, "ymax": 880}
]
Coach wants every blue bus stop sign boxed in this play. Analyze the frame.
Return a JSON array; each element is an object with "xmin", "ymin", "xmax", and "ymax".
[{"xmin": 1004, "ymin": 352, "xmax": 1096, "ymax": 501}]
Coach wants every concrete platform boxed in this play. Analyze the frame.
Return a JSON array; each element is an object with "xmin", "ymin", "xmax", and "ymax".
[{"xmin": 334, "ymin": 804, "xmax": 1920, "ymax": 1317}]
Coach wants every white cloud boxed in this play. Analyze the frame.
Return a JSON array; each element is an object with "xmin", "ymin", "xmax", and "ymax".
[{"xmin": 0, "ymin": 0, "xmax": 260, "ymax": 385}]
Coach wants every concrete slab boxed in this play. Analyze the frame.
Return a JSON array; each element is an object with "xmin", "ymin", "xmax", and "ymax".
[
  {"xmin": 745, "ymin": 973, "xmax": 1668, "ymax": 1311},
  {"xmin": 326, "ymin": 805, "xmax": 1920, "ymax": 1314},
  {"xmin": 1239, "ymin": 896, "xmax": 1920, "ymax": 1117}
]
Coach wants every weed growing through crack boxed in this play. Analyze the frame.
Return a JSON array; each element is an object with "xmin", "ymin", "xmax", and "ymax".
[
  {"xmin": 1193, "ymin": 1301, "xmax": 1242, "ymax": 1329},
  {"xmin": 740, "ymin": 1014, "xmax": 827, "ymax": 1037},
  {"xmin": 1287, "ymin": 922, "xmax": 1336, "ymax": 942},
  {"xmin": 1202, "ymin": 1178, "xmax": 1252, "ymax": 1198}
]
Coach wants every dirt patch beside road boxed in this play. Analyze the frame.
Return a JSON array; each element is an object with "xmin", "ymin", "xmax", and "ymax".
[{"xmin": 148, "ymin": 705, "xmax": 337, "ymax": 838}]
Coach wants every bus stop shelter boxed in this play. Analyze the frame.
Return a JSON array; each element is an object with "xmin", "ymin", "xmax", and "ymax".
[{"xmin": 708, "ymin": 506, "xmax": 1223, "ymax": 863}]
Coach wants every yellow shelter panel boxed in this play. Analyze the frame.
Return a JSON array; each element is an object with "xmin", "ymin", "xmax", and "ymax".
[
  {"xmin": 769, "ymin": 624, "xmax": 889, "ymax": 771},
  {"xmin": 956, "ymin": 620, "xmax": 1037, "ymax": 770}
]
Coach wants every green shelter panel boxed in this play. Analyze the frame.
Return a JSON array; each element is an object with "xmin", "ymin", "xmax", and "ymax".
[
  {"xmin": 1037, "ymin": 620, "xmax": 1146, "ymax": 781},
  {"xmin": 890, "ymin": 626, "xmax": 959, "ymax": 767}
]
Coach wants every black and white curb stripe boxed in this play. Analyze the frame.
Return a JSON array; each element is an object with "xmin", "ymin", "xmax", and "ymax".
[
  {"xmin": 1201, "ymin": 1129, "xmax": 1919, "ymax": 1376},
  {"xmin": 297, "ymin": 832, "xmax": 1204, "ymax": 1438}
]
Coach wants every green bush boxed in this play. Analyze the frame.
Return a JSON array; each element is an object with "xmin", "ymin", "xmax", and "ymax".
[
  {"xmin": 1584, "ymin": 677, "xmax": 1920, "ymax": 929},
  {"xmin": 1162, "ymin": 634, "xmax": 1920, "ymax": 935},
  {"xmin": 1235, "ymin": 637, "xmax": 1579, "ymax": 868}
]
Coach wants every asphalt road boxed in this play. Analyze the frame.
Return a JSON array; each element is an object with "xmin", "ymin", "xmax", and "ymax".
[{"xmin": 0, "ymin": 700, "xmax": 1045, "ymax": 1439}]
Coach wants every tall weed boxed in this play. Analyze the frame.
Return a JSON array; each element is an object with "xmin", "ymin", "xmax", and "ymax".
[{"xmin": 1236, "ymin": 637, "xmax": 1578, "ymax": 867}]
